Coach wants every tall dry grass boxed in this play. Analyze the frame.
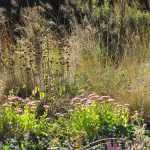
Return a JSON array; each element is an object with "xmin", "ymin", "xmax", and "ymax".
[
  {"xmin": 66, "ymin": 21, "xmax": 150, "ymax": 120},
  {"xmin": 0, "ymin": 3, "xmax": 150, "ymax": 119}
]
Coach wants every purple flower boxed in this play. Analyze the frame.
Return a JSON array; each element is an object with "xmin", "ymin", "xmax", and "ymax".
[
  {"xmin": 16, "ymin": 108, "xmax": 23, "ymax": 114},
  {"xmin": 106, "ymin": 141, "xmax": 121, "ymax": 150},
  {"xmin": 98, "ymin": 96, "xmax": 111, "ymax": 101}
]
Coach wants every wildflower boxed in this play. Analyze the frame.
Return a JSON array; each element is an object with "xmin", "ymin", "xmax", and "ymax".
[
  {"xmin": 107, "ymin": 98, "xmax": 115, "ymax": 102},
  {"xmin": 81, "ymin": 98, "xmax": 88, "ymax": 103},
  {"xmin": 44, "ymin": 105, "xmax": 50, "ymax": 111},
  {"xmin": 16, "ymin": 108, "xmax": 23, "ymax": 114},
  {"xmin": 68, "ymin": 109, "xmax": 74, "ymax": 113},
  {"xmin": 71, "ymin": 97, "xmax": 81, "ymax": 104},
  {"xmin": 75, "ymin": 102, "xmax": 82, "ymax": 106},
  {"xmin": 17, "ymin": 97, "xmax": 23, "ymax": 102},
  {"xmin": 43, "ymin": 105, "xmax": 50, "ymax": 109},
  {"xmin": 100, "ymin": 101, "xmax": 106, "ymax": 104},
  {"xmin": 25, "ymin": 98, "xmax": 30, "ymax": 102},
  {"xmin": 2, "ymin": 103, "xmax": 9, "ymax": 107},
  {"xmin": 34, "ymin": 100, "xmax": 41, "ymax": 104},
  {"xmin": 8, "ymin": 101, "xmax": 16, "ymax": 106},
  {"xmin": 89, "ymin": 95, "xmax": 100, "ymax": 100},
  {"xmin": 106, "ymin": 140, "xmax": 120, "ymax": 150},
  {"xmin": 124, "ymin": 104, "xmax": 130, "ymax": 107},
  {"xmin": 99, "ymin": 96, "xmax": 111, "ymax": 100},
  {"xmin": 88, "ymin": 92, "xmax": 97, "ymax": 98},
  {"xmin": 27, "ymin": 101, "xmax": 37, "ymax": 107},
  {"xmin": 55, "ymin": 113, "xmax": 64, "ymax": 117},
  {"xmin": 85, "ymin": 100, "xmax": 92, "ymax": 105},
  {"xmin": 30, "ymin": 106, "xmax": 37, "ymax": 112},
  {"xmin": 8, "ymin": 96, "xmax": 19, "ymax": 102}
]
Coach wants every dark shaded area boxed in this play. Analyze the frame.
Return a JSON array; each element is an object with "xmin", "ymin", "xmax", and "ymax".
[
  {"xmin": 0, "ymin": 0, "xmax": 149, "ymax": 61},
  {"xmin": 0, "ymin": 0, "xmax": 149, "ymax": 23},
  {"xmin": 0, "ymin": 0, "xmax": 76, "ymax": 39},
  {"xmin": 128, "ymin": 0, "xmax": 150, "ymax": 10},
  {"xmin": 0, "ymin": 0, "xmax": 149, "ymax": 35}
]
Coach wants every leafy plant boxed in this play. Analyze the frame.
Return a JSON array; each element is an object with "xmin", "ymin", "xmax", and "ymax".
[
  {"xmin": 0, "ymin": 106, "xmax": 49, "ymax": 139},
  {"xmin": 68, "ymin": 102, "xmax": 134, "ymax": 141}
]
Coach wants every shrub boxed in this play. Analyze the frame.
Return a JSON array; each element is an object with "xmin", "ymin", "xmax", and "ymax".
[
  {"xmin": 68, "ymin": 101, "xmax": 134, "ymax": 143},
  {"xmin": 0, "ymin": 98, "xmax": 149, "ymax": 149},
  {"xmin": 0, "ymin": 106, "xmax": 49, "ymax": 139}
]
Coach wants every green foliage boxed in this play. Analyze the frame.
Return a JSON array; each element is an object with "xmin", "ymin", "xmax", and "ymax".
[
  {"xmin": 0, "ymin": 105, "xmax": 52, "ymax": 149},
  {"xmin": 0, "ymin": 101, "xmax": 149, "ymax": 149},
  {"xmin": 69, "ymin": 102, "xmax": 101, "ymax": 140},
  {"xmin": 0, "ymin": 106, "xmax": 49, "ymax": 138},
  {"xmin": 0, "ymin": 106, "xmax": 17, "ymax": 137},
  {"xmin": 68, "ymin": 102, "xmax": 133, "ymax": 141},
  {"xmin": 127, "ymin": 7, "xmax": 150, "ymax": 26}
]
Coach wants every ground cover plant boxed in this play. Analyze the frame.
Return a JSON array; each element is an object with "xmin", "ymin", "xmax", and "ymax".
[{"xmin": 0, "ymin": 94, "xmax": 148, "ymax": 149}]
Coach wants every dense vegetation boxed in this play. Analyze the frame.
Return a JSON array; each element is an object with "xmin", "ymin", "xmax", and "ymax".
[{"xmin": 0, "ymin": 0, "xmax": 150, "ymax": 149}]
